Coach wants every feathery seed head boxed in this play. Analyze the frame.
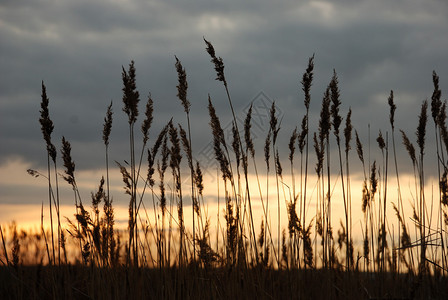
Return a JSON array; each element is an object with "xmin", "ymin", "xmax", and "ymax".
[
  {"xmin": 147, "ymin": 125, "xmax": 168, "ymax": 188},
  {"xmin": 330, "ymin": 70, "xmax": 342, "ymax": 140},
  {"xmin": 168, "ymin": 121, "xmax": 182, "ymax": 171},
  {"xmin": 39, "ymin": 81, "xmax": 56, "ymax": 162},
  {"xmin": 344, "ymin": 108, "xmax": 352, "ymax": 154},
  {"xmin": 362, "ymin": 181, "xmax": 369, "ymax": 213},
  {"xmin": 314, "ymin": 132, "xmax": 323, "ymax": 176},
  {"xmin": 122, "ymin": 61, "xmax": 140, "ymax": 124},
  {"xmin": 208, "ymin": 95, "xmax": 226, "ymax": 146},
  {"xmin": 416, "ymin": 100, "xmax": 428, "ymax": 157},
  {"xmin": 355, "ymin": 130, "xmax": 364, "ymax": 164},
  {"xmin": 377, "ymin": 130, "xmax": 386, "ymax": 151},
  {"xmin": 91, "ymin": 177, "xmax": 105, "ymax": 215},
  {"xmin": 103, "ymin": 101, "xmax": 113, "ymax": 147},
  {"xmin": 440, "ymin": 170, "xmax": 448, "ymax": 206},
  {"xmin": 204, "ymin": 38, "xmax": 227, "ymax": 86},
  {"xmin": 289, "ymin": 127, "xmax": 298, "ymax": 162},
  {"xmin": 116, "ymin": 161, "xmax": 132, "ymax": 195},
  {"xmin": 269, "ymin": 102, "xmax": 279, "ymax": 144},
  {"xmin": 437, "ymin": 101, "xmax": 447, "ymax": 131},
  {"xmin": 179, "ymin": 124, "xmax": 193, "ymax": 169},
  {"xmin": 160, "ymin": 134, "xmax": 169, "ymax": 173},
  {"xmin": 147, "ymin": 149, "xmax": 155, "ymax": 187},
  {"xmin": 258, "ymin": 220, "xmax": 265, "ymax": 248},
  {"xmin": 142, "ymin": 94, "xmax": 154, "ymax": 145},
  {"xmin": 437, "ymin": 101, "xmax": 448, "ymax": 152},
  {"xmin": 61, "ymin": 136, "xmax": 75, "ymax": 186},
  {"xmin": 244, "ymin": 104, "xmax": 255, "ymax": 158},
  {"xmin": 231, "ymin": 122, "xmax": 241, "ymax": 168},
  {"xmin": 431, "ymin": 71, "xmax": 442, "ymax": 124},
  {"xmin": 264, "ymin": 131, "xmax": 271, "ymax": 171},
  {"xmin": 175, "ymin": 56, "xmax": 190, "ymax": 114},
  {"xmin": 194, "ymin": 161, "xmax": 204, "ymax": 197},
  {"xmin": 301, "ymin": 54, "xmax": 315, "ymax": 110},
  {"xmin": 363, "ymin": 235, "xmax": 370, "ymax": 258},
  {"xmin": 152, "ymin": 123, "xmax": 169, "ymax": 160},
  {"xmin": 298, "ymin": 115, "xmax": 307, "ymax": 153},
  {"xmin": 388, "ymin": 90, "xmax": 396, "ymax": 130},
  {"xmin": 370, "ymin": 161, "xmax": 378, "ymax": 198},
  {"xmin": 400, "ymin": 130, "xmax": 416, "ymax": 166},
  {"xmin": 319, "ymin": 87, "xmax": 331, "ymax": 143},
  {"xmin": 275, "ymin": 150, "xmax": 282, "ymax": 177},
  {"xmin": 287, "ymin": 201, "xmax": 301, "ymax": 236},
  {"xmin": 158, "ymin": 162, "xmax": 166, "ymax": 215},
  {"xmin": 208, "ymin": 97, "xmax": 231, "ymax": 180},
  {"xmin": 303, "ymin": 222, "xmax": 314, "ymax": 267},
  {"xmin": 158, "ymin": 136, "xmax": 169, "ymax": 214}
]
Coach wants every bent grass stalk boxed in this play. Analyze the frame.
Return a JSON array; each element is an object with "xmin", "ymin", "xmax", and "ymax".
[{"xmin": 205, "ymin": 38, "xmax": 258, "ymax": 263}]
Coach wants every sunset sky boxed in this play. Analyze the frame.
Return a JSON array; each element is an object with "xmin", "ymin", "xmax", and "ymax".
[{"xmin": 1, "ymin": 0, "xmax": 448, "ymax": 229}]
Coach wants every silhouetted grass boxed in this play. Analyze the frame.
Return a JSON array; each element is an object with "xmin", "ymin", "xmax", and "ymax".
[{"xmin": 1, "ymin": 40, "xmax": 448, "ymax": 299}]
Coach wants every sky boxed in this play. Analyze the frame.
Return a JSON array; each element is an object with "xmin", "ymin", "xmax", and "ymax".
[{"xmin": 1, "ymin": 0, "xmax": 448, "ymax": 225}]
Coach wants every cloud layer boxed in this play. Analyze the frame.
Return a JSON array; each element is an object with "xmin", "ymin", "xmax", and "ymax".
[{"xmin": 1, "ymin": 0, "xmax": 448, "ymax": 179}]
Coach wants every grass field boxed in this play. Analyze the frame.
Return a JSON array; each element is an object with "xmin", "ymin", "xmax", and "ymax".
[{"xmin": 1, "ymin": 39, "xmax": 448, "ymax": 299}]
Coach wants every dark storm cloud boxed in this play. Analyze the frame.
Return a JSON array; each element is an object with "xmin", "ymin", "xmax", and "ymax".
[{"xmin": 1, "ymin": 0, "xmax": 448, "ymax": 178}]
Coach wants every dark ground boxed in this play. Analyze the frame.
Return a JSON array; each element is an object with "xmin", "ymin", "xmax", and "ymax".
[{"xmin": 1, "ymin": 265, "xmax": 448, "ymax": 299}]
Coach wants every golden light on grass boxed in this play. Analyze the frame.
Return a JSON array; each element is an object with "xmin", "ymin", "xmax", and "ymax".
[{"xmin": 1, "ymin": 43, "xmax": 447, "ymax": 299}]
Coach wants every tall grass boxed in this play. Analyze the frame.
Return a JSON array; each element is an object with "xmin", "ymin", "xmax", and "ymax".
[{"xmin": 1, "ymin": 40, "xmax": 448, "ymax": 299}]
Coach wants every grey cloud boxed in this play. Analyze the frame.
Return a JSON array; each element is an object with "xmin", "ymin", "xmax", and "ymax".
[{"xmin": 1, "ymin": 0, "xmax": 448, "ymax": 181}]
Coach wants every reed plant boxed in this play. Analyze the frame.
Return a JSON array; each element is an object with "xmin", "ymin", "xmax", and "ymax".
[{"xmin": 2, "ymin": 40, "xmax": 448, "ymax": 299}]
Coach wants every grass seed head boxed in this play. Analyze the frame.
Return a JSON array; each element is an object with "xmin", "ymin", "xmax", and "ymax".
[
  {"xmin": 298, "ymin": 115, "xmax": 307, "ymax": 153},
  {"xmin": 194, "ymin": 161, "xmax": 204, "ymax": 197},
  {"xmin": 303, "ymin": 222, "xmax": 314, "ymax": 267},
  {"xmin": 147, "ymin": 149, "xmax": 155, "ymax": 187},
  {"xmin": 258, "ymin": 219, "xmax": 265, "ymax": 249},
  {"xmin": 377, "ymin": 130, "xmax": 386, "ymax": 151},
  {"xmin": 179, "ymin": 124, "xmax": 193, "ymax": 169},
  {"xmin": 61, "ymin": 136, "xmax": 75, "ymax": 186},
  {"xmin": 39, "ymin": 81, "xmax": 56, "ymax": 162},
  {"xmin": 264, "ymin": 131, "xmax": 271, "ymax": 171},
  {"xmin": 91, "ymin": 177, "xmax": 105, "ymax": 216},
  {"xmin": 288, "ymin": 127, "xmax": 298, "ymax": 162},
  {"xmin": 122, "ymin": 60, "xmax": 140, "ymax": 125},
  {"xmin": 364, "ymin": 235, "xmax": 370, "ymax": 259},
  {"xmin": 355, "ymin": 130, "xmax": 364, "ymax": 165},
  {"xmin": 301, "ymin": 54, "xmax": 315, "ymax": 110},
  {"xmin": 244, "ymin": 104, "xmax": 255, "ymax": 158},
  {"xmin": 175, "ymin": 56, "xmax": 190, "ymax": 114},
  {"xmin": 388, "ymin": 90, "xmax": 396, "ymax": 130},
  {"xmin": 319, "ymin": 86, "xmax": 331, "ymax": 143},
  {"xmin": 269, "ymin": 102, "xmax": 279, "ymax": 144},
  {"xmin": 168, "ymin": 122, "xmax": 182, "ymax": 191},
  {"xmin": 151, "ymin": 123, "xmax": 169, "ymax": 159},
  {"xmin": 400, "ymin": 130, "xmax": 416, "ymax": 166},
  {"xmin": 437, "ymin": 101, "xmax": 448, "ymax": 152},
  {"xmin": 370, "ymin": 161, "xmax": 378, "ymax": 198},
  {"xmin": 362, "ymin": 181, "xmax": 369, "ymax": 213},
  {"xmin": 431, "ymin": 71, "xmax": 442, "ymax": 124},
  {"xmin": 313, "ymin": 132, "xmax": 323, "ymax": 176},
  {"xmin": 440, "ymin": 170, "xmax": 448, "ymax": 206},
  {"xmin": 103, "ymin": 101, "xmax": 113, "ymax": 147},
  {"xmin": 344, "ymin": 108, "xmax": 352, "ymax": 154},
  {"xmin": 116, "ymin": 161, "xmax": 132, "ymax": 195},
  {"xmin": 275, "ymin": 150, "xmax": 282, "ymax": 177},
  {"xmin": 204, "ymin": 38, "xmax": 227, "ymax": 86},
  {"xmin": 416, "ymin": 100, "xmax": 428, "ymax": 157},
  {"xmin": 142, "ymin": 94, "xmax": 154, "ymax": 145},
  {"xmin": 208, "ymin": 97, "xmax": 231, "ymax": 180},
  {"xmin": 330, "ymin": 70, "xmax": 342, "ymax": 141},
  {"xmin": 231, "ymin": 121, "xmax": 241, "ymax": 168}
]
